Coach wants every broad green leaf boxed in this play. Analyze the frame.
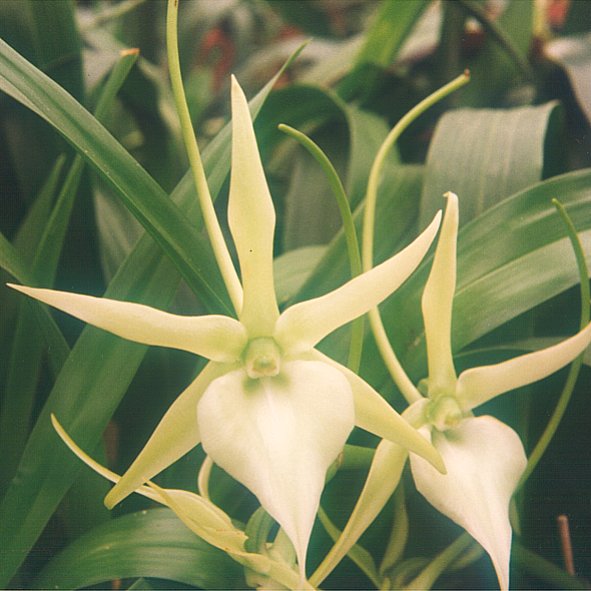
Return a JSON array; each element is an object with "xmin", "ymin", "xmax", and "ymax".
[
  {"xmin": 0, "ymin": 36, "xmax": 230, "ymax": 313},
  {"xmin": 274, "ymin": 246, "xmax": 326, "ymax": 306},
  {"xmin": 546, "ymin": 32, "xmax": 591, "ymax": 125},
  {"xmin": 34, "ymin": 508, "xmax": 244, "ymax": 590},
  {"xmin": 420, "ymin": 102, "xmax": 562, "ymax": 226},
  {"xmin": 0, "ymin": 60, "xmax": 291, "ymax": 588}
]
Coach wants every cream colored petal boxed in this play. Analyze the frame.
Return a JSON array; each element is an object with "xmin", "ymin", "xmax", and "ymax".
[
  {"xmin": 274, "ymin": 212, "xmax": 441, "ymax": 355},
  {"xmin": 314, "ymin": 352, "xmax": 445, "ymax": 473},
  {"xmin": 421, "ymin": 192, "xmax": 458, "ymax": 396},
  {"xmin": 227, "ymin": 77, "xmax": 279, "ymax": 336},
  {"xmin": 9, "ymin": 284, "xmax": 247, "ymax": 362},
  {"xmin": 311, "ymin": 439, "xmax": 407, "ymax": 586},
  {"xmin": 105, "ymin": 361, "xmax": 233, "ymax": 508},
  {"xmin": 198, "ymin": 359, "xmax": 355, "ymax": 580},
  {"xmin": 456, "ymin": 321, "xmax": 591, "ymax": 410},
  {"xmin": 52, "ymin": 415, "xmax": 249, "ymax": 553},
  {"xmin": 410, "ymin": 416, "xmax": 527, "ymax": 591}
]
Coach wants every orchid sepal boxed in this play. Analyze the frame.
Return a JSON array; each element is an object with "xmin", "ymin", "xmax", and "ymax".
[
  {"xmin": 274, "ymin": 212, "xmax": 442, "ymax": 355},
  {"xmin": 52, "ymin": 415, "xmax": 312, "ymax": 591},
  {"xmin": 105, "ymin": 361, "xmax": 235, "ymax": 509},
  {"xmin": 421, "ymin": 192, "xmax": 458, "ymax": 397},
  {"xmin": 314, "ymin": 351, "xmax": 445, "ymax": 473},
  {"xmin": 8, "ymin": 283, "xmax": 247, "ymax": 362},
  {"xmin": 228, "ymin": 76, "xmax": 279, "ymax": 336},
  {"xmin": 456, "ymin": 320, "xmax": 591, "ymax": 410}
]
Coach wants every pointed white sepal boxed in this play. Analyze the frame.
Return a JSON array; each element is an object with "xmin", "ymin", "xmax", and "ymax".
[
  {"xmin": 315, "ymin": 352, "xmax": 445, "ymax": 473},
  {"xmin": 197, "ymin": 359, "xmax": 355, "ymax": 579},
  {"xmin": 8, "ymin": 284, "xmax": 247, "ymax": 362},
  {"xmin": 421, "ymin": 192, "xmax": 458, "ymax": 396},
  {"xmin": 105, "ymin": 362, "xmax": 233, "ymax": 508},
  {"xmin": 228, "ymin": 77, "xmax": 279, "ymax": 335},
  {"xmin": 456, "ymin": 321, "xmax": 591, "ymax": 410},
  {"xmin": 410, "ymin": 416, "xmax": 527, "ymax": 591},
  {"xmin": 274, "ymin": 212, "xmax": 441, "ymax": 355},
  {"xmin": 311, "ymin": 439, "xmax": 407, "ymax": 586}
]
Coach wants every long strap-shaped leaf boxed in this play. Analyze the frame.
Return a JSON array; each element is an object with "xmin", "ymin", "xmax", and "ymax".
[
  {"xmin": 0, "ymin": 37, "xmax": 230, "ymax": 313},
  {"xmin": 0, "ymin": 55, "xmax": 295, "ymax": 587},
  {"xmin": 33, "ymin": 508, "xmax": 245, "ymax": 590}
]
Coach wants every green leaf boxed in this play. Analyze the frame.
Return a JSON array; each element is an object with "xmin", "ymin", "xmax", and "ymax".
[
  {"xmin": 0, "ymin": 51, "xmax": 140, "ymax": 493},
  {"xmin": 0, "ymin": 36, "xmax": 230, "ymax": 313},
  {"xmin": 338, "ymin": 0, "xmax": 429, "ymax": 100},
  {"xmin": 274, "ymin": 245, "xmax": 326, "ymax": 306},
  {"xmin": 0, "ymin": 60, "xmax": 289, "ymax": 588},
  {"xmin": 459, "ymin": 0, "xmax": 533, "ymax": 107},
  {"xmin": 420, "ymin": 102, "xmax": 562, "ymax": 225},
  {"xmin": 352, "ymin": 0, "xmax": 428, "ymax": 69},
  {"xmin": 34, "ymin": 508, "xmax": 244, "ymax": 590}
]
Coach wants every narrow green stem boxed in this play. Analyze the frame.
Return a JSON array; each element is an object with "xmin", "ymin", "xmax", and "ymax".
[
  {"xmin": 403, "ymin": 533, "xmax": 472, "ymax": 590},
  {"xmin": 518, "ymin": 200, "xmax": 590, "ymax": 488},
  {"xmin": 379, "ymin": 484, "xmax": 408, "ymax": 574},
  {"xmin": 279, "ymin": 123, "xmax": 364, "ymax": 372},
  {"xmin": 363, "ymin": 72, "xmax": 470, "ymax": 405},
  {"xmin": 166, "ymin": 0, "xmax": 243, "ymax": 314}
]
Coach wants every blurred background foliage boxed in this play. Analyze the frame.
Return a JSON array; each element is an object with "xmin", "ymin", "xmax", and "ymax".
[{"xmin": 1, "ymin": 0, "xmax": 591, "ymax": 589}]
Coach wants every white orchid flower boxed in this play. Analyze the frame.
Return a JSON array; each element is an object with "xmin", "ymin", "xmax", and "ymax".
[
  {"xmin": 409, "ymin": 191, "xmax": 591, "ymax": 590},
  {"xmin": 10, "ymin": 78, "xmax": 445, "ymax": 581},
  {"xmin": 315, "ymin": 193, "xmax": 591, "ymax": 590}
]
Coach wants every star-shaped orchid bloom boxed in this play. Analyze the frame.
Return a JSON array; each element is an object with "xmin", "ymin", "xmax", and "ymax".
[
  {"xmin": 408, "ymin": 192, "xmax": 591, "ymax": 590},
  {"xmin": 10, "ymin": 78, "xmax": 445, "ymax": 580},
  {"xmin": 312, "ymin": 193, "xmax": 591, "ymax": 590}
]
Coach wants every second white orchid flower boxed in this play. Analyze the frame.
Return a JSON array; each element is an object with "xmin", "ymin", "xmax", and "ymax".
[
  {"xmin": 10, "ymin": 78, "xmax": 444, "ymax": 581},
  {"xmin": 314, "ymin": 193, "xmax": 591, "ymax": 590},
  {"xmin": 410, "ymin": 192, "xmax": 591, "ymax": 590}
]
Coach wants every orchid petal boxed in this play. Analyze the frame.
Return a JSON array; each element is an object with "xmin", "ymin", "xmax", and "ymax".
[
  {"xmin": 410, "ymin": 416, "xmax": 527, "ymax": 590},
  {"xmin": 228, "ymin": 77, "xmax": 279, "ymax": 335},
  {"xmin": 52, "ymin": 416, "xmax": 251, "ymax": 555},
  {"xmin": 456, "ymin": 321, "xmax": 591, "ymax": 410},
  {"xmin": 274, "ymin": 212, "xmax": 441, "ymax": 355},
  {"xmin": 197, "ymin": 359, "xmax": 355, "ymax": 579},
  {"xmin": 9, "ymin": 284, "xmax": 247, "ymax": 362},
  {"xmin": 53, "ymin": 415, "xmax": 234, "ymax": 527},
  {"xmin": 315, "ymin": 352, "xmax": 445, "ymax": 473},
  {"xmin": 311, "ymin": 439, "xmax": 407, "ymax": 586},
  {"xmin": 105, "ymin": 362, "xmax": 233, "ymax": 508},
  {"xmin": 421, "ymin": 192, "xmax": 458, "ymax": 396}
]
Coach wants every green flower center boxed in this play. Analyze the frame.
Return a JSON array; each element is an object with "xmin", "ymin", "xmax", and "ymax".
[
  {"xmin": 244, "ymin": 337, "xmax": 282, "ymax": 379},
  {"xmin": 426, "ymin": 395, "xmax": 464, "ymax": 432}
]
